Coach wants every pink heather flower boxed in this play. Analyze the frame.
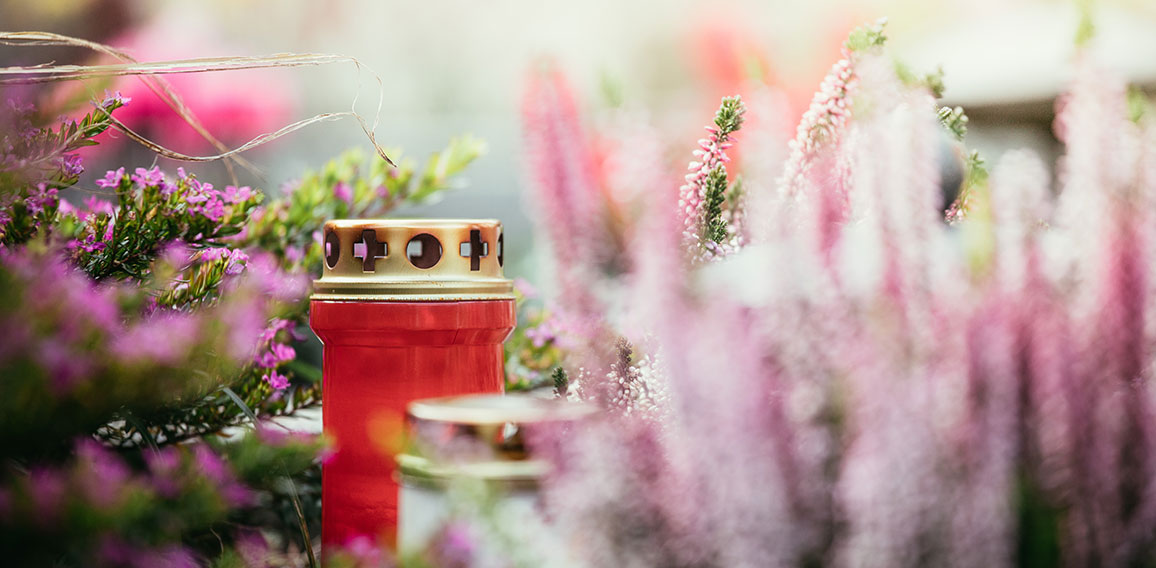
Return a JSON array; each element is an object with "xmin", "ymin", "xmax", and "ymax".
[
  {"xmin": 60, "ymin": 153, "xmax": 84, "ymax": 178},
  {"xmin": 262, "ymin": 370, "xmax": 290, "ymax": 390},
  {"xmin": 245, "ymin": 253, "xmax": 309, "ymax": 303},
  {"xmin": 255, "ymin": 342, "xmax": 295, "ymax": 368},
  {"xmin": 57, "ymin": 198, "xmax": 78, "ymax": 217},
  {"xmin": 199, "ymin": 247, "xmax": 229, "ymax": 262},
  {"xmin": 131, "ymin": 166, "xmax": 165, "ymax": 187},
  {"xmin": 777, "ymin": 46, "xmax": 861, "ymax": 201},
  {"xmin": 332, "ymin": 181, "xmax": 353, "ymax": 204},
  {"xmin": 513, "ymin": 277, "xmax": 539, "ymax": 299},
  {"xmin": 522, "ymin": 67, "xmax": 601, "ymax": 302},
  {"xmin": 112, "ymin": 313, "xmax": 199, "ymax": 366},
  {"xmin": 96, "ymin": 167, "xmax": 126, "ymax": 189},
  {"xmin": 28, "ymin": 468, "xmax": 67, "ymax": 525},
  {"xmin": 79, "ymin": 233, "xmax": 106, "ymax": 253},
  {"xmin": 24, "ymin": 183, "xmax": 58, "ymax": 215},
  {"xmin": 226, "ymin": 249, "xmax": 249, "ymax": 273},
  {"xmin": 524, "ymin": 321, "xmax": 558, "ymax": 348},
  {"xmin": 36, "ymin": 340, "xmax": 92, "ymax": 391},
  {"xmin": 0, "ymin": 487, "xmax": 10, "ymax": 519},
  {"xmin": 342, "ymin": 535, "xmax": 385, "ymax": 566},
  {"xmin": 76, "ymin": 440, "xmax": 130, "ymax": 509},
  {"xmin": 221, "ymin": 185, "xmax": 253, "ymax": 204},
  {"xmin": 284, "ymin": 245, "xmax": 304, "ymax": 264},
  {"xmin": 677, "ymin": 97, "xmax": 745, "ymax": 260},
  {"xmin": 83, "ymin": 196, "xmax": 115, "ymax": 216},
  {"xmin": 257, "ymin": 318, "xmax": 294, "ymax": 344},
  {"xmin": 158, "ymin": 240, "xmax": 192, "ymax": 268},
  {"xmin": 101, "ymin": 89, "xmax": 131, "ymax": 108}
]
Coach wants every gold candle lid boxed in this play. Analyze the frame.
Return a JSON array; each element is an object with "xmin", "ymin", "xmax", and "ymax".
[
  {"xmin": 399, "ymin": 394, "xmax": 597, "ymax": 486},
  {"xmin": 311, "ymin": 219, "xmax": 514, "ymax": 301}
]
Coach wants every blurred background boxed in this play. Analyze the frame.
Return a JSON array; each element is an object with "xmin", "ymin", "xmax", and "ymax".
[{"xmin": 2, "ymin": 0, "xmax": 1156, "ymax": 281}]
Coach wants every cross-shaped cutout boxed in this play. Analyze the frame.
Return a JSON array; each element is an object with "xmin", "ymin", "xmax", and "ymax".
[
  {"xmin": 352, "ymin": 228, "xmax": 387, "ymax": 272},
  {"xmin": 459, "ymin": 229, "xmax": 488, "ymax": 271}
]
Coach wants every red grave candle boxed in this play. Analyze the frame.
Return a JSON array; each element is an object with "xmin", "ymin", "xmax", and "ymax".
[{"xmin": 308, "ymin": 219, "xmax": 514, "ymax": 548}]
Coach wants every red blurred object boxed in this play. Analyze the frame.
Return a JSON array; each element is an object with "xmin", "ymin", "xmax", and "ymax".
[
  {"xmin": 308, "ymin": 219, "xmax": 514, "ymax": 548},
  {"xmin": 310, "ymin": 300, "xmax": 514, "ymax": 546}
]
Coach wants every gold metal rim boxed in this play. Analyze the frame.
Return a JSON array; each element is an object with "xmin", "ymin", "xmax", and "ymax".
[
  {"xmin": 312, "ymin": 218, "xmax": 512, "ymax": 301},
  {"xmin": 396, "ymin": 453, "xmax": 549, "ymax": 483}
]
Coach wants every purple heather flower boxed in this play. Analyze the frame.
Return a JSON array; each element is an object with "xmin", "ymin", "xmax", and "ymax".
[
  {"xmin": 158, "ymin": 241, "xmax": 192, "ymax": 268},
  {"xmin": 284, "ymin": 244, "xmax": 304, "ymax": 264},
  {"xmin": 134, "ymin": 545, "xmax": 197, "ymax": 568},
  {"xmin": 225, "ymin": 249, "xmax": 249, "ymax": 275},
  {"xmin": 191, "ymin": 444, "xmax": 230, "ymax": 485},
  {"xmin": 525, "ymin": 323, "xmax": 556, "ymax": 348},
  {"xmin": 78, "ymin": 233, "xmax": 106, "ymax": 253},
  {"xmin": 145, "ymin": 447, "xmax": 181, "ymax": 498},
  {"xmin": 60, "ymin": 153, "xmax": 84, "ymax": 178},
  {"xmin": 198, "ymin": 196, "xmax": 226, "ymax": 222},
  {"xmin": 514, "ymin": 277, "xmax": 539, "ymax": 299},
  {"xmin": 57, "ymin": 198, "xmax": 78, "ymax": 217},
  {"xmin": 112, "ymin": 314, "xmax": 199, "ymax": 366},
  {"xmin": 24, "ymin": 183, "xmax": 58, "ymax": 215},
  {"xmin": 36, "ymin": 340, "xmax": 92, "ymax": 392},
  {"xmin": 96, "ymin": 168, "xmax": 126, "ymax": 189},
  {"xmin": 76, "ymin": 440, "xmax": 130, "ymax": 510},
  {"xmin": 0, "ymin": 487, "xmax": 10, "ymax": 520},
  {"xmin": 429, "ymin": 521, "xmax": 479, "ymax": 566},
  {"xmin": 262, "ymin": 370, "xmax": 290, "ymax": 390},
  {"xmin": 332, "ymin": 181, "xmax": 353, "ymax": 204},
  {"xmin": 100, "ymin": 89, "xmax": 131, "ymax": 108},
  {"xmin": 83, "ymin": 196, "xmax": 115, "ymax": 216},
  {"xmin": 131, "ymin": 166, "xmax": 165, "ymax": 188},
  {"xmin": 255, "ymin": 342, "xmax": 295, "ymax": 369},
  {"xmin": 221, "ymin": 185, "xmax": 254, "ymax": 204},
  {"xmin": 257, "ymin": 318, "xmax": 294, "ymax": 345},
  {"xmin": 28, "ymin": 468, "xmax": 66, "ymax": 526},
  {"xmin": 342, "ymin": 535, "xmax": 385, "ymax": 566},
  {"xmin": 199, "ymin": 247, "xmax": 229, "ymax": 262}
]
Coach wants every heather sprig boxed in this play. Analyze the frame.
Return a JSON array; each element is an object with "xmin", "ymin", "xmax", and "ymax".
[
  {"xmin": 69, "ymin": 166, "xmax": 260, "ymax": 282},
  {"xmin": 777, "ymin": 19, "xmax": 887, "ymax": 200},
  {"xmin": 937, "ymin": 105, "xmax": 969, "ymax": 141},
  {"xmin": 679, "ymin": 95, "xmax": 746, "ymax": 260},
  {"xmin": 0, "ymin": 91, "xmax": 126, "ymax": 196}
]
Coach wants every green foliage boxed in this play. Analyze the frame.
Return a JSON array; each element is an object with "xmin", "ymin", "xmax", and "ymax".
[
  {"xmin": 844, "ymin": 17, "xmax": 889, "ymax": 53},
  {"xmin": 895, "ymin": 62, "xmax": 946, "ymax": 99},
  {"xmin": 1075, "ymin": 0, "xmax": 1096, "ymax": 47},
  {"xmin": 702, "ymin": 165, "xmax": 730, "ymax": 244},
  {"xmin": 1128, "ymin": 87, "xmax": 1152, "ymax": 125},
  {"xmin": 713, "ymin": 95, "xmax": 746, "ymax": 139},
  {"xmin": 504, "ymin": 283, "xmax": 566, "ymax": 392},
  {"xmin": 553, "ymin": 367, "xmax": 570, "ymax": 397},
  {"xmin": 938, "ymin": 105, "xmax": 969, "ymax": 142}
]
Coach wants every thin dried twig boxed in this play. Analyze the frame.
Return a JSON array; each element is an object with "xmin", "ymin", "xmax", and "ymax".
[{"xmin": 0, "ymin": 31, "xmax": 394, "ymax": 173}]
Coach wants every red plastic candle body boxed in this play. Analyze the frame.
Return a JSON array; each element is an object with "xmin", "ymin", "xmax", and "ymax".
[
  {"xmin": 307, "ymin": 219, "xmax": 514, "ymax": 548},
  {"xmin": 310, "ymin": 299, "xmax": 513, "ymax": 546}
]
